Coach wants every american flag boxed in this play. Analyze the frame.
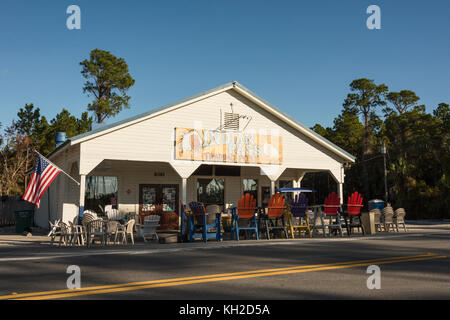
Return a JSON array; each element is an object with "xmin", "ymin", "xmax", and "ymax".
[{"xmin": 23, "ymin": 155, "xmax": 61, "ymax": 208}]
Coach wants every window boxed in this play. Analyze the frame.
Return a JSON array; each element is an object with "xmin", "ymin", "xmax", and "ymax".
[
  {"xmin": 243, "ymin": 179, "xmax": 258, "ymax": 203},
  {"xmin": 197, "ymin": 178, "xmax": 224, "ymax": 207},
  {"xmin": 85, "ymin": 176, "xmax": 118, "ymax": 214}
]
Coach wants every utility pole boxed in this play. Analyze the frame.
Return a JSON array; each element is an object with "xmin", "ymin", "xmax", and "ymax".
[{"xmin": 381, "ymin": 142, "xmax": 388, "ymax": 204}]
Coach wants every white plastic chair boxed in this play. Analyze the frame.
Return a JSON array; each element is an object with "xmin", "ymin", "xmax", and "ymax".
[
  {"xmin": 106, "ymin": 208, "xmax": 122, "ymax": 221},
  {"xmin": 48, "ymin": 220, "xmax": 64, "ymax": 245},
  {"xmin": 124, "ymin": 219, "xmax": 136, "ymax": 245},
  {"xmin": 116, "ymin": 219, "xmax": 136, "ymax": 245},
  {"xmin": 372, "ymin": 209, "xmax": 384, "ymax": 232},
  {"xmin": 127, "ymin": 213, "xmax": 142, "ymax": 233},
  {"xmin": 57, "ymin": 222, "xmax": 70, "ymax": 247},
  {"xmin": 394, "ymin": 208, "xmax": 408, "ymax": 232},
  {"xmin": 86, "ymin": 219, "xmax": 107, "ymax": 248},
  {"xmin": 68, "ymin": 221, "xmax": 85, "ymax": 246},
  {"xmin": 382, "ymin": 206, "xmax": 396, "ymax": 232},
  {"xmin": 140, "ymin": 215, "xmax": 160, "ymax": 242}
]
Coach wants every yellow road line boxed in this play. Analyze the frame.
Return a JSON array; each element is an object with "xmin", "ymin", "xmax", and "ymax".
[
  {"xmin": 2, "ymin": 253, "xmax": 446, "ymax": 300},
  {"xmin": 19, "ymin": 255, "xmax": 447, "ymax": 300},
  {"xmin": 0, "ymin": 253, "xmax": 431, "ymax": 300}
]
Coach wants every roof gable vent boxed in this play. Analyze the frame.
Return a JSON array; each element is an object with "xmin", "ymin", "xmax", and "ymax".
[{"xmin": 224, "ymin": 112, "xmax": 239, "ymax": 130}]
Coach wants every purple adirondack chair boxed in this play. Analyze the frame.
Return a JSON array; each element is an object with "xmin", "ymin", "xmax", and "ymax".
[
  {"xmin": 291, "ymin": 193, "xmax": 308, "ymax": 217},
  {"xmin": 287, "ymin": 193, "xmax": 312, "ymax": 238}
]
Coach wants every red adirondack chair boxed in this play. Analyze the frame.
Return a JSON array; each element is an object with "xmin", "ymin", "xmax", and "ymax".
[
  {"xmin": 263, "ymin": 193, "xmax": 287, "ymax": 239},
  {"xmin": 345, "ymin": 192, "xmax": 365, "ymax": 235},
  {"xmin": 323, "ymin": 192, "xmax": 343, "ymax": 236},
  {"xmin": 231, "ymin": 194, "xmax": 258, "ymax": 240},
  {"xmin": 347, "ymin": 192, "xmax": 363, "ymax": 215},
  {"xmin": 323, "ymin": 192, "xmax": 340, "ymax": 217}
]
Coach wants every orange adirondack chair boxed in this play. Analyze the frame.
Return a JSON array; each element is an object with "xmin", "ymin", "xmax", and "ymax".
[
  {"xmin": 231, "ymin": 193, "xmax": 258, "ymax": 240},
  {"xmin": 262, "ymin": 193, "xmax": 287, "ymax": 239},
  {"xmin": 344, "ymin": 192, "xmax": 365, "ymax": 235},
  {"xmin": 267, "ymin": 193, "xmax": 286, "ymax": 218},
  {"xmin": 323, "ymin": 192, "xmax": 343, "ymax": 236},
  {"xmin": 237, "ymin": 193, "xmax": 257, "ymax": 219}
]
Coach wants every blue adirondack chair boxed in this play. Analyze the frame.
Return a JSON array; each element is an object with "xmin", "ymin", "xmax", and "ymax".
[
  {"xmin": 286, "ymin": 193, "xmax": 312, "ymax": 238},
  {"xmin": 188, "ymin": 202, "xmax": 222, "ymax": 243}
]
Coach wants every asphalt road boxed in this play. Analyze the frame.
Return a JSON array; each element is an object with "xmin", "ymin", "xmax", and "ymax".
[{"xmin": 0, "ymin": 231, "xmax": 449, "ymax": 300}]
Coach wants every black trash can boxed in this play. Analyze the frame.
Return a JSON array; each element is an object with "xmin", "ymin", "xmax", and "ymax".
[{"xmin": 15, "ymin": 210, "xmax": 34, "ymax": 234}]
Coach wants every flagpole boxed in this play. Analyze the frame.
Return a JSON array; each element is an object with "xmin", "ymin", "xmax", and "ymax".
[{"xmin": 32, "ymin": 149, "xmax": 81, "ymax": 187}]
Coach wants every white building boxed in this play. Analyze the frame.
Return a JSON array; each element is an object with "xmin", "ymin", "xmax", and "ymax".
[{"xmin": 35, "ymin": 81, "xmax": 355, "ymax": 230}]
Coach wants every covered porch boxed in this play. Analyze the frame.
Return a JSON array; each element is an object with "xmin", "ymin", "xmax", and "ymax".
[{"xmin": 75, "ymin": 159, "xmax": 344, "ymax": 233}]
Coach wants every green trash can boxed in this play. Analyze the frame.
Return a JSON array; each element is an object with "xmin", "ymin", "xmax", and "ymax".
[{"xmin": 15, "ymin": 210, "xmax": 34, "ymax": 234}]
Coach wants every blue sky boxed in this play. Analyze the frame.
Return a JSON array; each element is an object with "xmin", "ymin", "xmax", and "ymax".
[{"xmin": 0, "ymin": 0, "xmax": 449, "ymax": 131}]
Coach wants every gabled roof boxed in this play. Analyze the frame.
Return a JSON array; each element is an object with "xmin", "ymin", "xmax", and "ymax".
[{"xmin": 49, "ymin": 81, "xmax": 355, "ymax": 162}]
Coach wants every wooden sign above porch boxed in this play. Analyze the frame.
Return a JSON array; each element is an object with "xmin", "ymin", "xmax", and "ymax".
[{"xmin": 174, "ymin": 127, "xmax": 283, "ymax": 165}]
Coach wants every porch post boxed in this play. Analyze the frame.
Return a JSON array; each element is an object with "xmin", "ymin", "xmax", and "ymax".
[
  {"xmin": 260, "ymin": 165, "xmax": 286, "ymax": 196},
  {"xmin": 293, "ymin": 170, "xmax": 306, "ymax": 199},
  {"xmin": 78, "ymin": 174, "xmax": 86, "ymax": 223},
  {"xmin": 330, "ymin": 166, "xmax": 345, "ymax": 206},
  {"xmin": 338, "ymin": 182, "xmax": 344, "ymax": 205},
  {"xmin": 181, "ymin": 178, "xmax": 187, "ymax": 206},
  {"xmin": 293, "ymin": 179, "xmax": 300, "ymax": 198},
  {"xmin": 270, "ymin": 180, "xmax": 276, "ymax": 196},
  {"xmin": 170, "ymin": 161, "xmax": 200, "ymax": 235},
  {"xmin": 338, "ymin": 164, "xmax": 344, "ymax": 205},
  {"xmin": 181, "ymin": 177, "xmax": 187, "ymax": 235}
]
